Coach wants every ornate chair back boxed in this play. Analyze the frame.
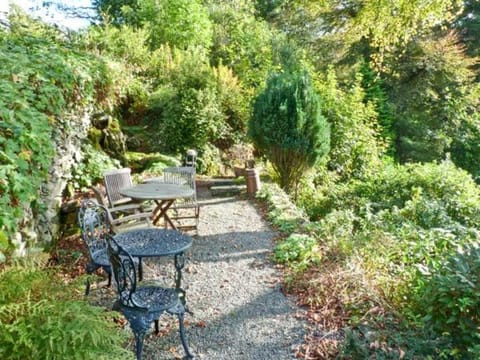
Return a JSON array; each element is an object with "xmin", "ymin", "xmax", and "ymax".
[
  {"xmin": 78, "ymin": 200, "xmax": 112, "ymax": 244},
  {"xmin": 105, "ymin": 234, "xmax": 141, "ymax": 308},
  {"xmin": 105, "ymin": 233, "xmax": 194, "ymax": 360},
  {"xmin": 77, "ymin": 199, "xmax": 112, "ymax": 295}
]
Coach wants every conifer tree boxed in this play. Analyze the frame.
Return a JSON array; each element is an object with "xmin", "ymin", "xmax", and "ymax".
[{"xmin": 249, "ymin": 69, "xmax": 330, "ymax": 192}]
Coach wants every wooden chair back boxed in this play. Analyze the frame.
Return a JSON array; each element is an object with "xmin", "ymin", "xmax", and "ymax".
[
  {"xmin": 162, "ymin": 166, "xmax": 197, "ymax": 202},
  {"xmin": 103, "ymin": 168, "xmax": 134, "ymax": 207}
]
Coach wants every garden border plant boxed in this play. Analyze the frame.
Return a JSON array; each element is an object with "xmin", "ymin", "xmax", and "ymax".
[{"xmin": 0, "ymin": 256, "xmax": 133, "ymax": 359}]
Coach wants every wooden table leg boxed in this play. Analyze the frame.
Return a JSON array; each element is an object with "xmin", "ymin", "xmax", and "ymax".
[{"xmin": 152, "ymin": 199, "xmax": 176, "ymax": 229}]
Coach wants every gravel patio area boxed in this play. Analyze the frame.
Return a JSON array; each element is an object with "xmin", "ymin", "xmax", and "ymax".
[{"xmin": 91, "ymin": 184, "xmax": 307, "ymax": 359}]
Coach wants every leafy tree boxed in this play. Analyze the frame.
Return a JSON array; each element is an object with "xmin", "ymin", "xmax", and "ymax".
[
  {"xmin": 281, "ymin": 0, "xmax": 463, "ymax": 70},
  {"xmin": 82, "ymin": 23, "xmax": 151, "ymax": 69},
  {"xmin": 144, "ymin": 46, "xmax": 248, "ymax": 154},
  {"xmin": 94, "ymin": 0, "xmax": 213, "ymax": 50},
  {"xmin": 93, "ymin": 0, "xmax": 140, "ymax": 25},
  {"xmin": 207, "ymin": 0, "xmax": 274, "ymax": 88},
  {"xmin": 139, "ymin": 0, "xmax": 213, "ymax": 50},
  {"xmin": 454, "ymin": 0, "xmax": 480, "ymax": 59},
  {"xmin": 359, "ymin": 58, "xmax": 395, "ymax": 155},
  {"xmin": 316, "ymin": 69, "xmax": 385, "ymax": 180},
  {"xmin": 249, "ymin": 68, "xmax": 330, "ymax": 193},
  {"xmin": 212, "ymin": 64, "xmax": 251, "ymax": 148},
  {"xmin": 390, "ymin": 32, "xmax": 478, "ymax": 163},
  {"xmin": 449, "ymin": 84, "xmax": 480, "ymax": 181}
]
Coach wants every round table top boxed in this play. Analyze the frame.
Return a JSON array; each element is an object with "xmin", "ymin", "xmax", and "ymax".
[
  {"xmin": 119, "ymin": 182, "xmax": 194, "ymax": 200},
  {"xmin": 114, "ymin": 228, "xmax": 192, "ymax": 257}
]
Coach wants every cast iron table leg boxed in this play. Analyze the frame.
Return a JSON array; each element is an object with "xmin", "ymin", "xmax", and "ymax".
[{"xmin": 174, "ymin": 252, "xmax": 187, "ymax": 305}]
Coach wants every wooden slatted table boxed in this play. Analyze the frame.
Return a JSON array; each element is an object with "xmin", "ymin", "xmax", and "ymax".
[{"xmin": 120, "ymin": 182, "xmax": 194, "ymax": 229}]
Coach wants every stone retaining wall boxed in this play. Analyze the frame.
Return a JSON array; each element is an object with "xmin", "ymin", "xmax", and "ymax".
[{"xmin": 13, "ymin": 110, "xmax": 91, "ymax": 256}]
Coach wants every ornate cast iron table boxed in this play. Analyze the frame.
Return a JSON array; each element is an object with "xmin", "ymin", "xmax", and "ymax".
[
  {"xmin": 114, "ymin": 228, "xmax": 192, "ymax": 304},
  {"xmin": 119, "ymin": 182, "xmax": 194, "ymax": 229}
]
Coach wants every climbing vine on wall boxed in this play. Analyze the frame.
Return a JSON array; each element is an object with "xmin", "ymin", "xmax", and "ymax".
[{"xmin": 0, "ymin": 11, "xmax": 113, "ymax": 256}]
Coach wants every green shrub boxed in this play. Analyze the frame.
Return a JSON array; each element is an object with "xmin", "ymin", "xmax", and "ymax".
[
  {"xmin": 127, "ymin": 151, "xmax": 180, "ymax": 175},
  {"xmin": 146, "ymin": 45, "xmax": 248, "ymax": 155},
  {"xmin": 196, "ymin": 143, "xmax": 221, "ymax": 176},
  {"xmin": 249, "ymin": 67, "xmax": 330, "ymax": 192},
  {"xmin": 70, "ymin": 143, "xmax": 121, "ymax": 190},
  {"xmin": 296, "ymin": 160, "xmax": 480, "ymax": 358},
  {"xmin": 418, "ymin": 244, "xmax": 480, "ymax": 353},
  {"xmin": 305, "ymin": 160, "xmax": 480, "ymax": 227},
  {"xmin": 274, "ymin": 233, "xmax": 321, "ymax": 271},
  {"xmin": 0, "ymin": 264, "xmax": 132, "ymax": 359},
  {"xmin": 316, "ymin": 69, "xmax": 385, "ymax": 181}
]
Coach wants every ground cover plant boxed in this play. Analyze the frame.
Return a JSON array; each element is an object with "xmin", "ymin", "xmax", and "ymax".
[
  {"xmin": 0, "ymin": 256, "xmax": 132, "ymax": 359},
  {"xmin": 262, "ymin": 160, "xmax": 480, "ymax": 358}
]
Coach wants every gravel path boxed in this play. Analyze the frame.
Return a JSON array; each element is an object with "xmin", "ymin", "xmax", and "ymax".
[{"xmin": 118, "ymin": 185, "xmax": 306, "ymax": 359}]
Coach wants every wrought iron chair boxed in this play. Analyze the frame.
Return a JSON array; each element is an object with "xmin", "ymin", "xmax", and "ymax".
[
  {"xmin": 77, "ymin": 199, "xmax": 113, "ymax": 296},
  {"xmin": 106, "ymin": 234, "xmax": 194, "ymax": 360},
  {"xmin": 162, "ymin": 166, "xmax": 200, "ymax": 232},
  {"xmin": 78, "ymin": 200, "xmax": 149, "ymax": 295}
]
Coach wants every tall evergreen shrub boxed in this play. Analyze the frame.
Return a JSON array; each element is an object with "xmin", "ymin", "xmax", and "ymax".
[{"xmin": 249, "ymin": 69, "xmax": 330, "ymax": 192}]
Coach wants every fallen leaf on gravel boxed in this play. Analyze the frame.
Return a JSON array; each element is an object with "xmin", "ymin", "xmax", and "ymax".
[
  {"xmin": 197, "ymin": 320, "xmax": 207, "ymax": 328},
  {"xmin": 114, "ymin": 317, "xmax": 128, "ymax": 327},
  {"xmin": 168, "ymin": 347, "xmax": 182, "ymax": 358}
]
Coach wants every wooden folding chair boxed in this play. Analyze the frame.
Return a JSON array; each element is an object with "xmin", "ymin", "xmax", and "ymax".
[
  {"xmin": 162, "ymin": 166, "xmax": 200, "ymax": 233},
  {"xmin": 91, "ymin": 185, "xmax": 153, "ymax": 233},
  {"xmin": 103, "ymin": 168, "xmax": 135, "ymax": 207},
  {"xmin": 99, "ymin": 168, "xmax": 153, "ymax": 232}
]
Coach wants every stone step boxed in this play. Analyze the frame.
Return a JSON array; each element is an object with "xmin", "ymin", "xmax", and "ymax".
[
  {"xmin": 210, "ymin": 184, "xmax": 246, "ymax": 196},
  {"xmin": 209, "ymin": 178, "xmax": 240, "ymax": 187},
  {"xmin": 197, "ymin": 178, "xmax": 240, "ymax": 188}
]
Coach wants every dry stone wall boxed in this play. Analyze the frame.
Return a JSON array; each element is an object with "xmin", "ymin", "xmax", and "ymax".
[{"xmin": 13, "ymin": 110, "xmax": 91, "ymax": 255}]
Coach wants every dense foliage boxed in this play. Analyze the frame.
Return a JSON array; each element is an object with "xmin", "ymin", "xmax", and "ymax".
[
  {"xmin": 146, "ymin": 46, "xmax": 248, "ymax": 155},
  {"xmin": 0, "ymin": 10, "xmax": 113, "ymax": 256},
  {"xmin": 262, "ymin": 162, "xmax": 480, "ymax": 358},
  {"xmin": 207, "ymin": 0, "xmax": 274, "ymax": 88},
  {"xmin": 290, "ymin": 160, "xmax": 480, "ymax": 358},
  {"xmin": 0, "ymin": 259, "xmax": 132, "ymax": 359},
  {"xmin": 94, "ymin": 0, "xmax": 213, "ymax": 50}
]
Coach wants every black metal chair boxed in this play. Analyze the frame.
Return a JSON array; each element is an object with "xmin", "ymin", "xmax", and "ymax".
[
  {"xmin": 106, "ymin": 234, "xmax": 194, "ymax": 360},
  {"xmin": 78, "ymin": 199, "xmax": 149, "ymax": 295},
  {"xmin": 77, "ymin": 199, "xmax": 113, "ymax": 296}
]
